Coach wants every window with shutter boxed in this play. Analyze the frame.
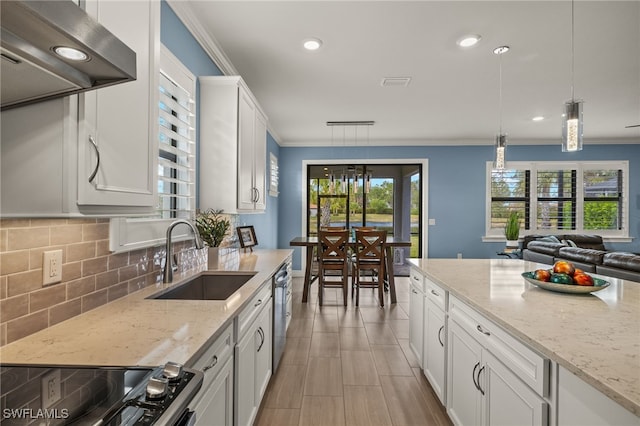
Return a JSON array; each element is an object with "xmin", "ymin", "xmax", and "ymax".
[
  {"xmin": 158, "ymin": 72, "xmax": 195, "ymax": 219},
  {"xmin": 109, "ymin": 46, "xmax": 197, "ymax": 252},
  {"xmin": 486, "ymin": 161, "xmax": 628, "ymax": 239}
]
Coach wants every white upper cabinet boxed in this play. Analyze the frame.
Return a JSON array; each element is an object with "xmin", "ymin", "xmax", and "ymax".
[
  {"xmin": 200, "ymin": 76, "xmax": 267, "ymax": 214},
  {"xmin": 78, "ymin": 0, "xmax": 159, "ymax": 208},
  {"xmin": 0, "ymin": 0, "xmax": 159, "ymax": 217}
]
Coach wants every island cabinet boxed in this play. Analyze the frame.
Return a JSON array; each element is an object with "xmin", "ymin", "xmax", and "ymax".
[
  {"xmin": 409, "ymin": 267, "xmax": 425, "ymax": 364},
  {"xmin": 557, "ymin": 365, "xmax": 639, "ymax": 426},
  {"xmin": 447, "ymin": 295, "xmax": 550, "ymax": 426},
  {"xmin": 422, "ymin": 277, "xmax": 447, "ymax": 405},
  {"xmin": 189, "ymin": 324, "xmax": 234, "ymax": 426},
  {"xmin": 0, "ymin": 0, "xmax": 159, "ymax": 217},
  {"xmin": 200, "ymin": 76, "xmax": 267, "ymax": 214},
  {"xmin": 234, "ymin": 281, "xmax": 272, "ymax": 426}
]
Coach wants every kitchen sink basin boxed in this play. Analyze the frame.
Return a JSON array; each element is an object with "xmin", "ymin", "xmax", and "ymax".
[{"xmin": 149, "ymin": 273, "xmax": 256, "ymax": 301}]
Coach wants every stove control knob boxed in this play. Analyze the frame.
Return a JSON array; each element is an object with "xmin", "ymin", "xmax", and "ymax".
[
  {"xmin": 146, "ymin": 376, "xmax": 169, "ymax": 400},
  {"xmin": 162, "ymin": 361, "xmax": 184, "ymax": 382}
]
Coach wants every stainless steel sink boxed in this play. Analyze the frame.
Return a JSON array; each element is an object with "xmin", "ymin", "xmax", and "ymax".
[{"xmin": 149, "ymin": 273, "xmax": 256, "ymax": 300}]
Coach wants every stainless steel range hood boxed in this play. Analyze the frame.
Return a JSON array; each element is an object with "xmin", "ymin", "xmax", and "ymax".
[{"xmin": 1, "ymin": 0, "xmax": 136, "ymax": 110}]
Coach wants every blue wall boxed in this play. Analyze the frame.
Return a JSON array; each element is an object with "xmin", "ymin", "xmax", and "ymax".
[
  {"xmin": 278, "ymin": 144, "xmax": 640, "ymax": 270},
  {"xmin": 161, "ymin": 2, "xmax": 280, "ymax": 248}
]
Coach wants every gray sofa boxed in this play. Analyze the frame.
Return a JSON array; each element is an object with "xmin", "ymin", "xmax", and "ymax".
[{"xmin": 522, "ymin": 234, "xmax": 640, "ymax": 282}]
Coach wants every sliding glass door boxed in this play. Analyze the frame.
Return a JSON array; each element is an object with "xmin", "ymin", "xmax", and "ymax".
[{"xmin": 307, "ymin": 163, "xmax": 422, "ymax": 257}]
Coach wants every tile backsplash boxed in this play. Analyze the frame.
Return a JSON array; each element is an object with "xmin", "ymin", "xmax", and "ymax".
[{"xmin": 0, "ymin": 218, "xmax": 204, "ymax": 347}]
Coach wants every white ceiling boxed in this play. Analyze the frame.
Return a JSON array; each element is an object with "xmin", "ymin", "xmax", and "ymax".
[{"xmin": 173, "ymin": 1, "xmax": 640, "ymax": 147}]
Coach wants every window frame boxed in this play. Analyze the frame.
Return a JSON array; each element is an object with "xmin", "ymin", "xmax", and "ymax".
[
  {"xmin": 484, "ymin": 160, "xmax": 630, "ymax": 241},
  {"xmin": 109, "ymin": 45, "xmax": 197, "ymax": 253}
]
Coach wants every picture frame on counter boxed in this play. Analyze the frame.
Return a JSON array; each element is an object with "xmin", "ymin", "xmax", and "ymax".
[{"xmin": 237, "ymin": 225, "xmax": 258, "ymax": 252}]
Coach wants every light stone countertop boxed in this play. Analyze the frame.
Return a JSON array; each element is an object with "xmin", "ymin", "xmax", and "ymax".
[
  {"xmin": 408, "ymin": 258, "xmax": 640, "ymax": 417},
  {"xmin": 0, "ymin": 249, "xmax": 293, "ymax": 369}
]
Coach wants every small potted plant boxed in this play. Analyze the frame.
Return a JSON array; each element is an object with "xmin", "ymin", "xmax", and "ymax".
[
  {"xmin": 504, "ymin": 211, "xmax": 520, "ymax": 250},
  {"xmin": 195, "ymin": 209, "xmax": 231, "ymax": 269}
]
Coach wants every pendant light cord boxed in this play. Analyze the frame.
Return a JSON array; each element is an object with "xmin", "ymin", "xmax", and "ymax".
[
  {"xmin": 571, "ymin": 0, "xmax": 575, "ymax": 101},
  {"xmin": 499, "ymin": 51, "xmax": 503, "ymax": 134}
]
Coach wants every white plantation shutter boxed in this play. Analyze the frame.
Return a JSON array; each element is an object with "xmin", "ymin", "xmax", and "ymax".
[
  {"xmin": 158, "ymin": 69, "xmax": 195, "ymax": 219},
  {"xmin": 487, "ymin": 161, "xmax": 629, "ymax": 238}
]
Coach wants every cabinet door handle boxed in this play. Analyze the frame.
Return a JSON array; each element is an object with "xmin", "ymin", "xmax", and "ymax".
[
  {"xmin": 472, "ymin": 362, "xmax": 481, "ymax": 391},
  {"xmin": 254, "ymin": 299, "xmax": 262, "ymax": 307},
  {"xmin": 476, "ymin": 325, "xmax": 491, "ymax": 336},
  {"xmin": 477, "ymin": 365, "xmax": 486, "ymax": 395},
  {"xmin": 203, "ymin": 355, "xmax": 218, "ymax": 372},
  {"xmin": 256, "ymin": 327, "xmax": 265, "ymax": 352},
  {"xmin": 411, "ymin": 288, "xmax": 418, "ymax": 294},
  {"xmin": 437, "ymin": 325, "xmax": 444, "ymax": 347},
  {"xmin": 254, "ymin": 188, "xmax": 261, "ymax": 203},
  {"xmin": 87, "ymin": 135, "xmax": 101, "ymax": 183},
  {"xmin": 430, "ymin": 289, "xmax": 439, "ymax": 297}
]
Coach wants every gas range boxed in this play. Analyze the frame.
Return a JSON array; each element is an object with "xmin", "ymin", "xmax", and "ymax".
[{"xmin": 0, "ymin": 362, "xmax": 203, "ymax": 425}]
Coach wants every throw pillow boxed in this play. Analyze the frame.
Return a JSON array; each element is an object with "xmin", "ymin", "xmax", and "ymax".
[
  {"xmin": 562, "ymin": 239, "xmax": 578, "ymax": 247},
  {"xmin": 540, "ymin": 236, "xmax": 562, "ymax": 244}
]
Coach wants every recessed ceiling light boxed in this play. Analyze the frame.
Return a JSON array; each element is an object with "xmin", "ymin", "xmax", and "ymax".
[
  {"xmin": 53, "ymin": 46, "xmax": 88, "ymax": 61},
  {"xmin": 303, "ymin": 38, "xmax": 322, "ymax": 51},
  {"xmin": 457, "ymin": 35, "xmax": 481, "ymax": 48},
  {"xmin": 532, "ymin": 116, "xmax": 545, "ymax": 121}
]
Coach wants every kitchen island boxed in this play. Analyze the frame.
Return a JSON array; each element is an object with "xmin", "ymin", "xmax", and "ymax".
[
  {"xmin": 409, "ymin": 258, "xmax": 639, "ymax": 421},
  {"xmin": 0, "ymin": 249, "xmax": 292, "ymax": 368}
]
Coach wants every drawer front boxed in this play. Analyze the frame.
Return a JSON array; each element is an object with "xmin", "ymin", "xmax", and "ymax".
[
  {"xmin": 424, "ymin": 278, "xmax": 446, "ymax": 311},
  {"xmin": 192, "ymin": 323, "xmax": 234, "ymax": 383},
  {"xmin": 449, "ymin": 295, "xmax": 549, "ymax": 397},
  {"xmin": 410, "ymin": 267, "xmax": 425, "ymax": 292},
  {"xmin": 237, "ymin": 281, "xmax": 272, "ymax": 339}
]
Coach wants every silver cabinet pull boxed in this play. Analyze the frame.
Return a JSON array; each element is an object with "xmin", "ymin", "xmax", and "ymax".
[
  {"xmin": 477, "ymin": 365, "xmax": 486, "ymax": 395},
  {"xmin": 256, "ymin": 327, "xmax": 265, "ymax": 352},
  {"xmin": 476, "ymin": 325, "xmax": 491, "ymax": 336},
  {"xmin": 203, "ymin": 355, "xmax": 218, "ymax": 372},
  {"xmin": 87, "ymin": 135, "xmax": 100, "ymax": 183},
  {"xmin": 437, "ymin": 325, "xmax": 444, "ymax": 347},
  {"xmin": 430, "ymin": 289, "xmax": 439, "ymax": 297},
  {"xmin": 472, "ymin": 362, "xmax": 481, "ymax": 391},
  {"xmin": 254, "ymin": 299, "xmax": 262, "ymax": 307}
]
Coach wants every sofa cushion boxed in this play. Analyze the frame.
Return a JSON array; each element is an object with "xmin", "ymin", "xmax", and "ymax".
[
  {"xmin": 558, "ymin": 247, "xmax": 606, "ymax": 265},
  {"xmin": 602, "ymin": 252, "xmax": 640, "ymax": 273},
  {"xmin": 526, "ymin": 241, "xmax": 566, "ymax": 256},
  {"xmin": 561, "ymin": 234, "xmax": 606, "ymax": 250}
]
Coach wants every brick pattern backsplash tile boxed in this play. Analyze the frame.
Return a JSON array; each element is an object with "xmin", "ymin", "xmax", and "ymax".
[{"xmin": 0, "ymin": 218, "xmax": 203, "ymax": 346}]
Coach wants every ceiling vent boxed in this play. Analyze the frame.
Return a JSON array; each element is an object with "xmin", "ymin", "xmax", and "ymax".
[{"xmin": 381, "ymin": 77, "xmax": 411, "ymax": 87}]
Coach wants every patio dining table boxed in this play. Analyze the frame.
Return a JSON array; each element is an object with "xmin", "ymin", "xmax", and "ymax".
[{"xmin": 289, "ymin": 236, "xmax": 411, "ymax": 304}]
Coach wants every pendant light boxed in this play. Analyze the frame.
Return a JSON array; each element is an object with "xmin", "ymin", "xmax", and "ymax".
[
  {"xmin": 562, "ymin": 0, "xmax": 583, "ymax": 152},
  {"xmin": 494, "ymin": 45, "xmax": 509, "ymax": 170},
  {"xmin": 352, "ymin": 169, "xmax": 359, "ymax": 193}
]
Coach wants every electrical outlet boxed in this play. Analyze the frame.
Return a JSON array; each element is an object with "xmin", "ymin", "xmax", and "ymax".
[
  {"xmin": 41, "ymin": 369, "xmax": 61, "ymax": 408},
  {"xmin": 428, "ymin": 218, "xmax": 436, "ymax": 226},
  {"xmin": 43, "ymin": 250, "xmax": 63, "ymax": 286},
  {"xmin": 457, "ymin": 253, "xmax": 463, "ymax": 259}
]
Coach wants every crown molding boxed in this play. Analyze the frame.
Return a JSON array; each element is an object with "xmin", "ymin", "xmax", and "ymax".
[
  {"xmin": 165, "ymin": 0, "xmax": 283, "ymax": 146},
  {"xmin": 165, "ymin": 0, "xmax": 237, "ymax": 76}
]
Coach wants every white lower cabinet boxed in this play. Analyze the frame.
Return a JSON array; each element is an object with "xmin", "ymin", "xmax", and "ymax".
[
  {"xmin": 423, "ymin": 297, "xmax": 447, "ymax": 405},
  {"xmin": 409, "ymin": 277, "xmax": 425, "ymax": 363},
  {"xmin": 189, "ymin": 324, "xmax": 234, "ymax": 426},
  {"xmin": 235, "ymin": 283, "xmax": 272, "ymax": 426},
  {"xmin": 447, "ymin": 296, "xmax": 549, "ymax": 426}
]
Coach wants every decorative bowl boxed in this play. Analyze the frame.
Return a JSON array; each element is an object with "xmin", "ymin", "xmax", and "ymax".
[{"xmin": 521, "ymin": 271, "xmax": 610, "ymax": 294}]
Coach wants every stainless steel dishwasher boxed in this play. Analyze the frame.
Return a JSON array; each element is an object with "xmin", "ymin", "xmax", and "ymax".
[{"xmin": 272, "ymin": 259, "xmax": 291, "ymax": 372}]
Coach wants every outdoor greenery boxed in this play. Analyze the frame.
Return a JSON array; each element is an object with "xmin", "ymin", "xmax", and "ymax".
[{"xmin": 491, "ymin": 168, "xmax": 621, "ymax": 232}]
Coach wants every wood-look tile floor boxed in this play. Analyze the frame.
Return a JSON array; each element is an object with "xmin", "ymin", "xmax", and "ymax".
[{"xmin": 255, "ymin": 276, "xmax": 452, "ymax": 426}]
